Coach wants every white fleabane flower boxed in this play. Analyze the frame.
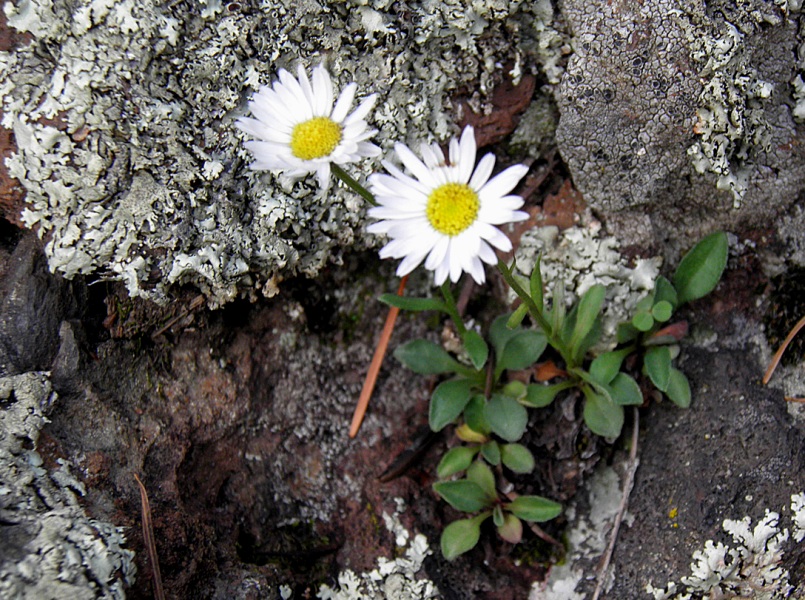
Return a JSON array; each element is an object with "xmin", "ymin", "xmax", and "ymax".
[
  {"xmin": 236, "ymin": 65, "xmax": 381, "ymax": 187},
  {"xmin": 367, "ymin": 126, "xmax": 529, "ymax": 285}
]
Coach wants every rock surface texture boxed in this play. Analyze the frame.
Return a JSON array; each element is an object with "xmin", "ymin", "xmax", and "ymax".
[{"xmin": 1, "ymin": 0, "xmax": 805, "ymax": 599}]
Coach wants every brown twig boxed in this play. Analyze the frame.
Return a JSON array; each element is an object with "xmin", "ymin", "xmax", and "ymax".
[
  {"xmin": 134, "ymin": 473, "xmax": 165, "ymax": 600},
  {"xmin": 592, "ymin": 408, "xmax": 640, "ymax": 600},
  {"xmin": 763, "ymin": 314, "xmax": 805, "ymax": 385},
  {"xmin": 349, "ymin": 275, "xmax": 409, "ymax": 438}
]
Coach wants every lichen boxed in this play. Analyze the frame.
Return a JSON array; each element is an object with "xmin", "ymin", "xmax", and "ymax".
[
  {"xmin": 0, "ymin": 372, "xmax": 135, "ymax": 599},
  {"xmin": 646, "ymin": 494, "xmax": 805, "ymax": 600},
  {"xmin": 676, "ymin": 1, "xmax": 785, "ymax": 207},
  {"xmin": 1, "ymin": 0, "xmax": 561, "ymax": 307},
  {"xmin": 512, "ymin": 219, "xmax": 662, "ymax": 353}
]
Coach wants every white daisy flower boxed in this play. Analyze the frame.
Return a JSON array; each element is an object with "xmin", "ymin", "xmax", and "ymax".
[
  {"xmin": 236, "ymin": 65, "xmax": 381, "ymax": 187},
  {"xmin": 367, "ymin": 126, "xmax": 529, "ymax": 285}
]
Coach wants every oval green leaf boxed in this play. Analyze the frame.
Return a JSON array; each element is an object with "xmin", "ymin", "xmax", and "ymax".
[
  {"xmin": 644, "ymin": 345, "xmax": 672, "ymax": 392},
  {"xmin": 467, "ymin": 461, "xmax": 497, "ymax": 500},
  {"xmin": 430, "ymin": 379, "xmax": 475, "ymax": 431},
  {"xmin": 437, "ymin": 446, "xmax": 478, "ymax": 479},
  {"xmin": 433, "ymin": 480, "xmax": 494, "ymax": 512},
  {"xmin": 462, "ymin": 330, "xmax": 489, "ymax": 370},
  {"xmin": 666, "ymin": 367, "xmax": 691, "ymax": 408},
  {"xmin": 569, "ymin": 284, "xmax": 606, "ymax": 355},
  {"xmin": 497, "ymin": 513, "xmax": 523, "ymax": 544},
  {"xmin": 652, "ymin": 300, "xmax": 673, "ymax": 323},
  {"xmin": 589, "ymin": 348, "xmax": 633, "ymax": 385},
  {"xmin": 583, "ymin": 386, "xmax": 624, "ymax": 438},
  {"xmin": 464, "ymin": 395, "xmax": 491, "ymax": 436},
  {"xmin": 500, "ymin": 443, "xmax": 535, "ymax": 474},
  {"xmin": 480, "ymin": 440, "xmax": 501, "ymax": 466},
  {"xmin": 486, "ymin": 394, "xmax": 529, "ymax": 442},
  {"xmin": 632, "ymin": 311, "xmax": 655, "ymax": 332},
  {"xmin": 394, "ymin": 339, "xmax": 463, "ymax": 375},
  {"xmin": 497, "ymin": 330, "xmax": 548, "ymax": 373},
  {"xmin": 653, "ymin": 276, "xmax": 678, "ymax": 309},
  {"xmin": 609, "ymin": 372, "xmax": 644, "ymax": 406},
  {"xmin": 673, "ymin": 231, "xmax": 728, "ymax": 305},
  {"xmin": 441, "ymin": 515, "xmax": 485, "ymax": 560},
  {"xmin": 522, "ymin": 382, "xmax": 567, "ymax": 408},
  {"xmin": 507, "ymin": 495, "xmax": 562, "ymax": 523}
]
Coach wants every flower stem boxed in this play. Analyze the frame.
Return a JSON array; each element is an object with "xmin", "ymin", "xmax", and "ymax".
[
  {"xmin": 332, "ymin": 164, "xmax": 378, "ymax": 206},
  {"xmin": 440, "ymin": 282, "xmax": 467, "ymax": 337}
]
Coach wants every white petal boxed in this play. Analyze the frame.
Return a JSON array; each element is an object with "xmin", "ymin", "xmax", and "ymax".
[
  {"xmin": 311, "ymin": 65, "xmax": 334, "ymax": 115},
  {"xmin": 296, "ymin": 64, "xmax": 316, "ymax": 105},
  {"xmin": 478, "ymin": 164, "xmax": 529, "ymax": 202},
  {"xmin": 425, "ymin": 236, "xmax": 450, "ymax": 270},
  {"xmin": 477, "ymin": 240, "xmax": 497, "ymax": 264},
  {"xmin": 420, "ymin": 143, "xmax": 444, "ymax": 170},
  {"xmin": 395, "ymin": 143, "xmax": 437, "ymax": 188},
  {"xmin": 469, "ymin": 154, "xmax": 495, "ymax": 190},
  {"xmin": 343, "ymin": 94, "xmax": 377, "ymax": 125},
  {"xmin": 475, "ymin": 221, "xmax": 513, "ymax": 252},
  {"xmin": 456, "ymin": 126, "xmax": 477, "ymax": 183},
  {"xmin": 380, "ymin": 160, "xmax": 432, "ymax": 196},
  {"xmin": 331, "ymin": 83, "xmax": 357, "ymax": 122},
  {"xmin": 434, "ymin": 260, "xmax": 450, "ymax": 285}
]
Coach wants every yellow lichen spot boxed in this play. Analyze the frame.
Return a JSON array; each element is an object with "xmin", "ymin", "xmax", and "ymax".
[
  {"xmin": 290, "ymin": 117, "xmax": 342, "ymax": 160},
  {"xmin": 668, "ymin": 507, "xmax": 678, "ymax": 519},
  {"xmin": 426, "ymin": 183, "xmax": 479, "ymax": 236}
]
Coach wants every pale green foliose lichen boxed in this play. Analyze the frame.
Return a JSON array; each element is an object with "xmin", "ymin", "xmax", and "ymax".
[
  {"xmin": 677, "ymin": 1, "xmax": 785, "ymax": 208},
  {"xmin": 512, "ymin": 219, "xmax": 662, "ymax": 353},
  {"xmin": 645, "ymin": 494, "xmax": 805, "ymax": 600},
  {"xmin": 1, "ymin": 0, "xmax": 561, "ymax": 306},
  {"xmin": 0, "ymin": 372, "xmax": 135, "ymax": 599}
]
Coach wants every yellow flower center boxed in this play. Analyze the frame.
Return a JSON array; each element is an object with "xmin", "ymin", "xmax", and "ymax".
[
  {"xmin": 426, "ymin": 183, "xmax": 480, "ymax": 236},
  {"xmin": 290, "ymin": 117, "xmax": 342, "ymax": 160}
]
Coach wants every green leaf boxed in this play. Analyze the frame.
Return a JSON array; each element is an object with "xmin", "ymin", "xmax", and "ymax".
[
  {"xmin": 480, "ymin": 441, "xmax": 501, "ymax": 466},
  {"xmin": 467, "ymin": 461, "xmax": 497, "ymax": 500},
  {"xmin": 462, "ymin": 330, "xmax": 489, "ymax": 371},
  {"xmin": 609, "ymin": 372, "xmax": 644, "ymax": 406},
  {"xmin": 617, "ymin": 322, "xmax": 640, "ymax": 344},
  {"xmin": 490, "ymin": 314, "xmax": 520, "ymax": 358},
  {"xmin": 644, "ymin": 346, "xmax": 672, "ymax": 392},
  {"xmin": 430, "ymin": 379, "xmax": 475, "ymax": 431},
  {"xmin": 673, "ymin": 231, "xmax": 728, "ymax": 305},
  {"xmin": 502, "ymin": 380, "xmax": 527, "ymax": 400},
  {"xmin": 589, "ymin": 348, "xmax": 633, "ymax": 385},
  {"xmin": 437, "ymin": 446, "xmax": 478, "ymax": 479},
  {"xmin": 522, "ymin": 382, "xmax": 568, "ymax": 408},
  {"xmin": 582, "ymin": 385, "xmax": 624, "ymax": 438},
  {"xmin": 441, "ymin": 514, "xmax": 487, "ymax": 560},
  {"xmin": 394, "ymin": 339, "xmax": 464, "ymax": 375},
  {"xmin": 632, "ymin": 311, "xmax": 655, "ymax": 332},
  {"xmin": 493, "ymin": 505, "xmax": 505, "ymax": 528},
  {"xmin": 666, "ymin": 367, "xmax": 691, "ymax": 408},
  {"xmin": 653, "ymin": 276, "xmax": 678, "ymax": 309},
  {"xmin": 507, "ymin": 303, "xmax": 529, "ymax": 329},
  {"xmin": 530, "ymin": 255, "xmax": 544, "ymax": 313},
  {"xmin": 500, "ymin": 443, "xmax": 535, "ymax": 474},
  {"xmin": 497, "ymin": 513, "xmax": 523, "ymax": 544},
  {"xmin": 550, "ymin": 281, "xmax": 566, "ymax": 337},
  {"xmin": 379, "ymin": 294, "xmax": 447, "ymax": 312},
  {"xmin": 496, "ymin": 330, "xmax": 548, "ymax": 375},
  {"xmin": 433, "ymin": 480, "xmax": 494, "ymax": 512},
  {"xmin": 464, "ymin": 395, "xmax": 491, "ymax": 436},
  {"xmin": 486, "ymin": 394, "xmax": 529, "ymax": 442},
  {"xmin": 569, "ymin": 284, "xmax": 606, "ymax": 356},
  {"xmin": 652, "ymin": 300, "xmax": 673, "ymax": 323},
  {"xmin": 507, "ymin": 495, "xmax": 562, "ymax": 522}
]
